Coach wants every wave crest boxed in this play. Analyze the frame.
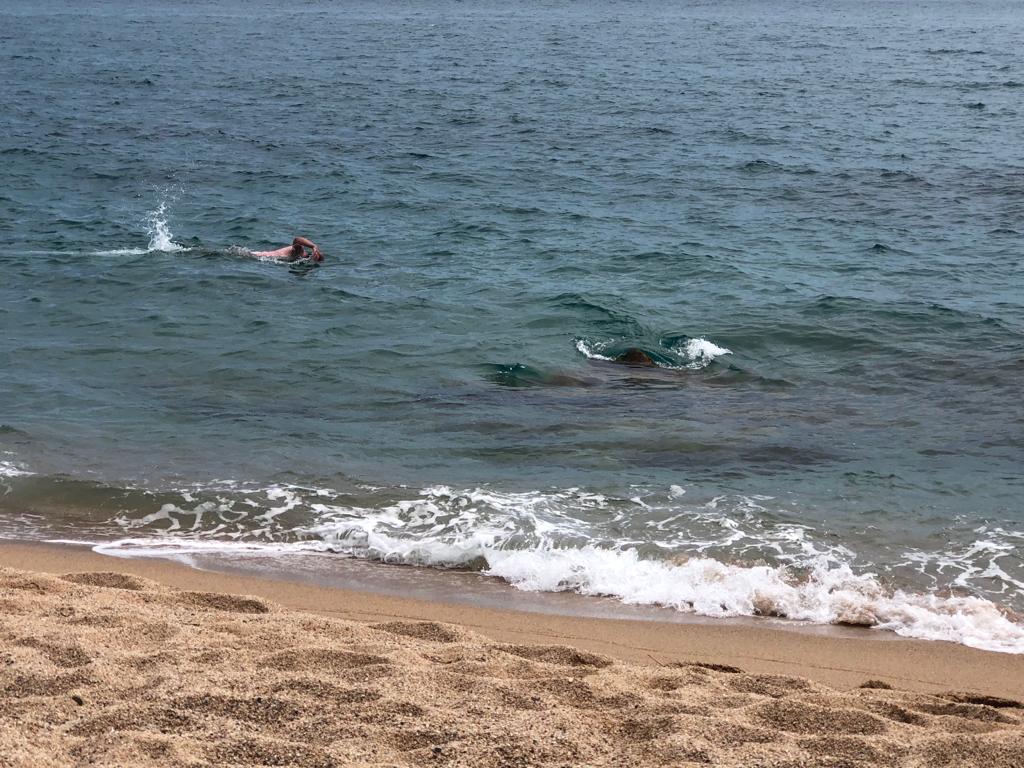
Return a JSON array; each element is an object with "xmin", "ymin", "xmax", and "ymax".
[{"xmin": 575, "ymin": 336, "xmax": 731, "ymax": 369}]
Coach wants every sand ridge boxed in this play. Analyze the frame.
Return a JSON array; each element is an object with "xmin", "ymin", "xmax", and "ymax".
[{"xmin": 1, "ymin": 566, "xmax": 1022, "ymax": 767}]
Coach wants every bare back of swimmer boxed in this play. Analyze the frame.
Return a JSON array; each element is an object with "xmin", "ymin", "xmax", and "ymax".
[{"xmin": 251, "ymin": 237, "xmax": 324, "ymax": 262}]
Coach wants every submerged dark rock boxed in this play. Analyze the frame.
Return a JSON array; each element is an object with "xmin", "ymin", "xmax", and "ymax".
[{"xmin": 613, "ymin": 348, "xmax": 658, "ymax": 367}]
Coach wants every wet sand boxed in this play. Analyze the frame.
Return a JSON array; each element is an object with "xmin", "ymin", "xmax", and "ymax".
[{"xmin": 1, "ymin": 542, "xmax": 1022, "ymax": 766}]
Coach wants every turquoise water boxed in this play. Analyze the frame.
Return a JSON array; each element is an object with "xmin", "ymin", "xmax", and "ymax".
[{"xmin": 2, "ymin": 0, "xmax": 1023, "ymax": 650}]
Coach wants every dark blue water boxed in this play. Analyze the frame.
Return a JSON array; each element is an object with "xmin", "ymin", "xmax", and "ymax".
[{"xmin": 2, "ymin": 0, "xmax": 1023, "ymax": 650}]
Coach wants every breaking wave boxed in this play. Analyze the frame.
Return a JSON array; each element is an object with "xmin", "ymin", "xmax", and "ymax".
[
  {"xmin": 0, "ymin": 459, "xmax": 34, "ymax": 479},
  {"xmin": 7, "ymin": 478, "xmax": 1017, "ymax": 654},
  {"xmin": 574, "ymin": 335, "xmax": 732, "ymax": 369}
]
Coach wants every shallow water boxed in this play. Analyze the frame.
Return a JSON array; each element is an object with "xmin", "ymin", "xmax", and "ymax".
[{"xmin": 2, "ymin": 0, "xmax": 1023, "ymax": 651}]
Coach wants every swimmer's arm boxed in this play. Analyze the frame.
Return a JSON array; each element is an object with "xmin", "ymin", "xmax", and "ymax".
[
  {"xmin": 293, "ymin": 236, "xmax": 324, "ymax": 261},
  {"xmin": 251, "ymin": 246, "xmax": 291, "ymax": 259}
]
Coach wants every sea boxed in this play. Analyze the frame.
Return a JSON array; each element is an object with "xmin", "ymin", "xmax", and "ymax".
[{"xmin": 2, "ymin": 0, "xmax": 1023, "ymax": 653}]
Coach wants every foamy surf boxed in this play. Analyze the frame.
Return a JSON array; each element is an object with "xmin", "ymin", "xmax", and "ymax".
[
  {"xmin": 679, "ymin": 337, "xmax": 732, "ymax": 366},
  {"xmin": 33, "ymin": 481, "xmax": 1022, "ymax": 654},
  {"xmin": 0, "ymin": 460, "xmax": 34, "ymax": 478},
  {"xmin": 484, "ymin": 548, "xmax": 1024, "ymax": 653},
  {"xmin": 73, "ymin": 529, "xmax": 1024, "ymax": 653}
]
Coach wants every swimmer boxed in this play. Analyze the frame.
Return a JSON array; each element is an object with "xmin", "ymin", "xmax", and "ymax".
[{"xmin": 251, "ymin": 237, "xmax": 324, "ymax": 262}]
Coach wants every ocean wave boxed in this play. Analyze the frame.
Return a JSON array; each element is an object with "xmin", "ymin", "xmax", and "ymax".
[
  {"xmin": 575, "ymin": 336, "xmax": 731, "ymax": 369},
  {"xmin": 680, "ymin": 337, "xmax": 732, "ymax": 365},
  {"xmin": 79, "ymin": 527, "xmax": 1024, "ymax": 654},
  {"xmin": 485, "ymin": 547, "xmax": 1024, "ymax": 653},
  {"xmin": 574, "ymin": 338, "xmax": 617, "ymax": 362},
  {"xmin": 24, "ymin": 481, "xmax": 1020, "ymax": 654},
  {"xmin": 483, "ymin": 363, "xmax": 590, "ymax": 388},
  {"xmin": 0, "ymin": 459, "xmax": 35, "ymax": 505}
]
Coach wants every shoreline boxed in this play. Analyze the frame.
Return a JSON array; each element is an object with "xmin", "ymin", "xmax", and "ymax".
[
  {"xmin": 3, "ymin": 540, "xmax": 1022, "ymax": 699},
  {"xmin": 74, "ymin": 538, "xmax": 908, "ymax": 635}
]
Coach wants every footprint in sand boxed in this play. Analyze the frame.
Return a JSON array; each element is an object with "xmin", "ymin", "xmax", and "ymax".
[
  {"xmin": 492, "ymin": 644, "xmax": 613, "ymax": 668},
  {"xmin": 749, "ymin": 698, "xmax": 890, "ymax": 735},
  {"xmin": 727, "ymin": 672, "xmax": 813, "ymax": 698},
  {"xmin": 3, "ymin": 671, "xmax": 91, "ymax": 698},
  {"xmin": 173, "ymin": 693, "xmax": 303, "ymax": 726},
  {"xmin": 61, "ymin": 572, "xmax": 149, "ymax": 591},
  {"xmin": 911, "ymin": 700, "xmax": 1016, "ymax": 724},
  {"xmin": 16, "ymin": 637, "xmax": 91, "ymax": 668},
  {"xmin": 264, "ymin": 648, "xmax": 391, "ymax": 673},
  {"xmin": 208, "ymin": 737, "xmax": 334, "ymax": 768},
  {"xmin": 373, "ymin": 620, "xmax": 462, "ymax": 643},
  {"xmin": 269, "ymin": 678, "xmax": 383, "ymax": 705},
  {"xmin": 176, "ymin": 591, "xmax": 270, "ymax": 614},
  {"xmin": 942, "ymin": 693, "xmax": 1023, "ymax": 709}
]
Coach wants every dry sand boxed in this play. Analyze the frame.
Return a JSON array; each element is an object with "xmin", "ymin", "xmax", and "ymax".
[{"xmin": 1, "ymin": 544, "xmax": 1023, "ymax": 767}]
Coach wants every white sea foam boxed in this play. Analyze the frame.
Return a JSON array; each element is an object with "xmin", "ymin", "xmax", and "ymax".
[
  {"xmin": 900, "ymin": 526, "xmax": 1024, "ymax": 598},
  {"xmin": 0, "ymin": 460, "xmax": 33, "ymax": 478},
  {"xmin": 574, "ymin": 338, "xmax": 616, "ymax": 362},
  {"xmin": 484, "ymin": 548, "xmax": 1024, "ymax": 653},
  {"xmin": 82, "ymin": 537, "xmax": 333, "ymax": 559},
  {"xmin": 76, "ymin": 483, "xmax": 1024, "ymax": 654},
  {"xmin": 680, "ymin": 337, "xmax": 732, "ymax": 368},
  {"xmin": 93, "ymin": 248, "xmax": 149, "ymax": 256},
  {"xmin": 25, "ymin": 247, "xmax": 150, "ymax": 257},
  {"xmin": 0, "ymin": 459, "xmax": 34, "ymax": 502}
]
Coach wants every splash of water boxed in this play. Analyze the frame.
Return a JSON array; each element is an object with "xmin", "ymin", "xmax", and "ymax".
[
  {"xmin": 144, "ymin": 202, "xmax": 185, "ymax": 252},
  {"xmin": 681, "ymin": 337, "xmax": 732, "ymax": 367},
  {"xmin": 575, "ymin": 336, "xmax": 732, "ymax": 369}
]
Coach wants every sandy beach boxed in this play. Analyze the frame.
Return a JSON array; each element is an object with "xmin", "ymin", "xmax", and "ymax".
[{"xmin": 0, "ymin": 543, "xmax": 1022, "ymax": 767}]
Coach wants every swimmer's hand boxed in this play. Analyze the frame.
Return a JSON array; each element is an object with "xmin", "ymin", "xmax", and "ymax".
[{"xmin": 312, "ymin": 246, "xmax": 324, "ymax": 262}]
